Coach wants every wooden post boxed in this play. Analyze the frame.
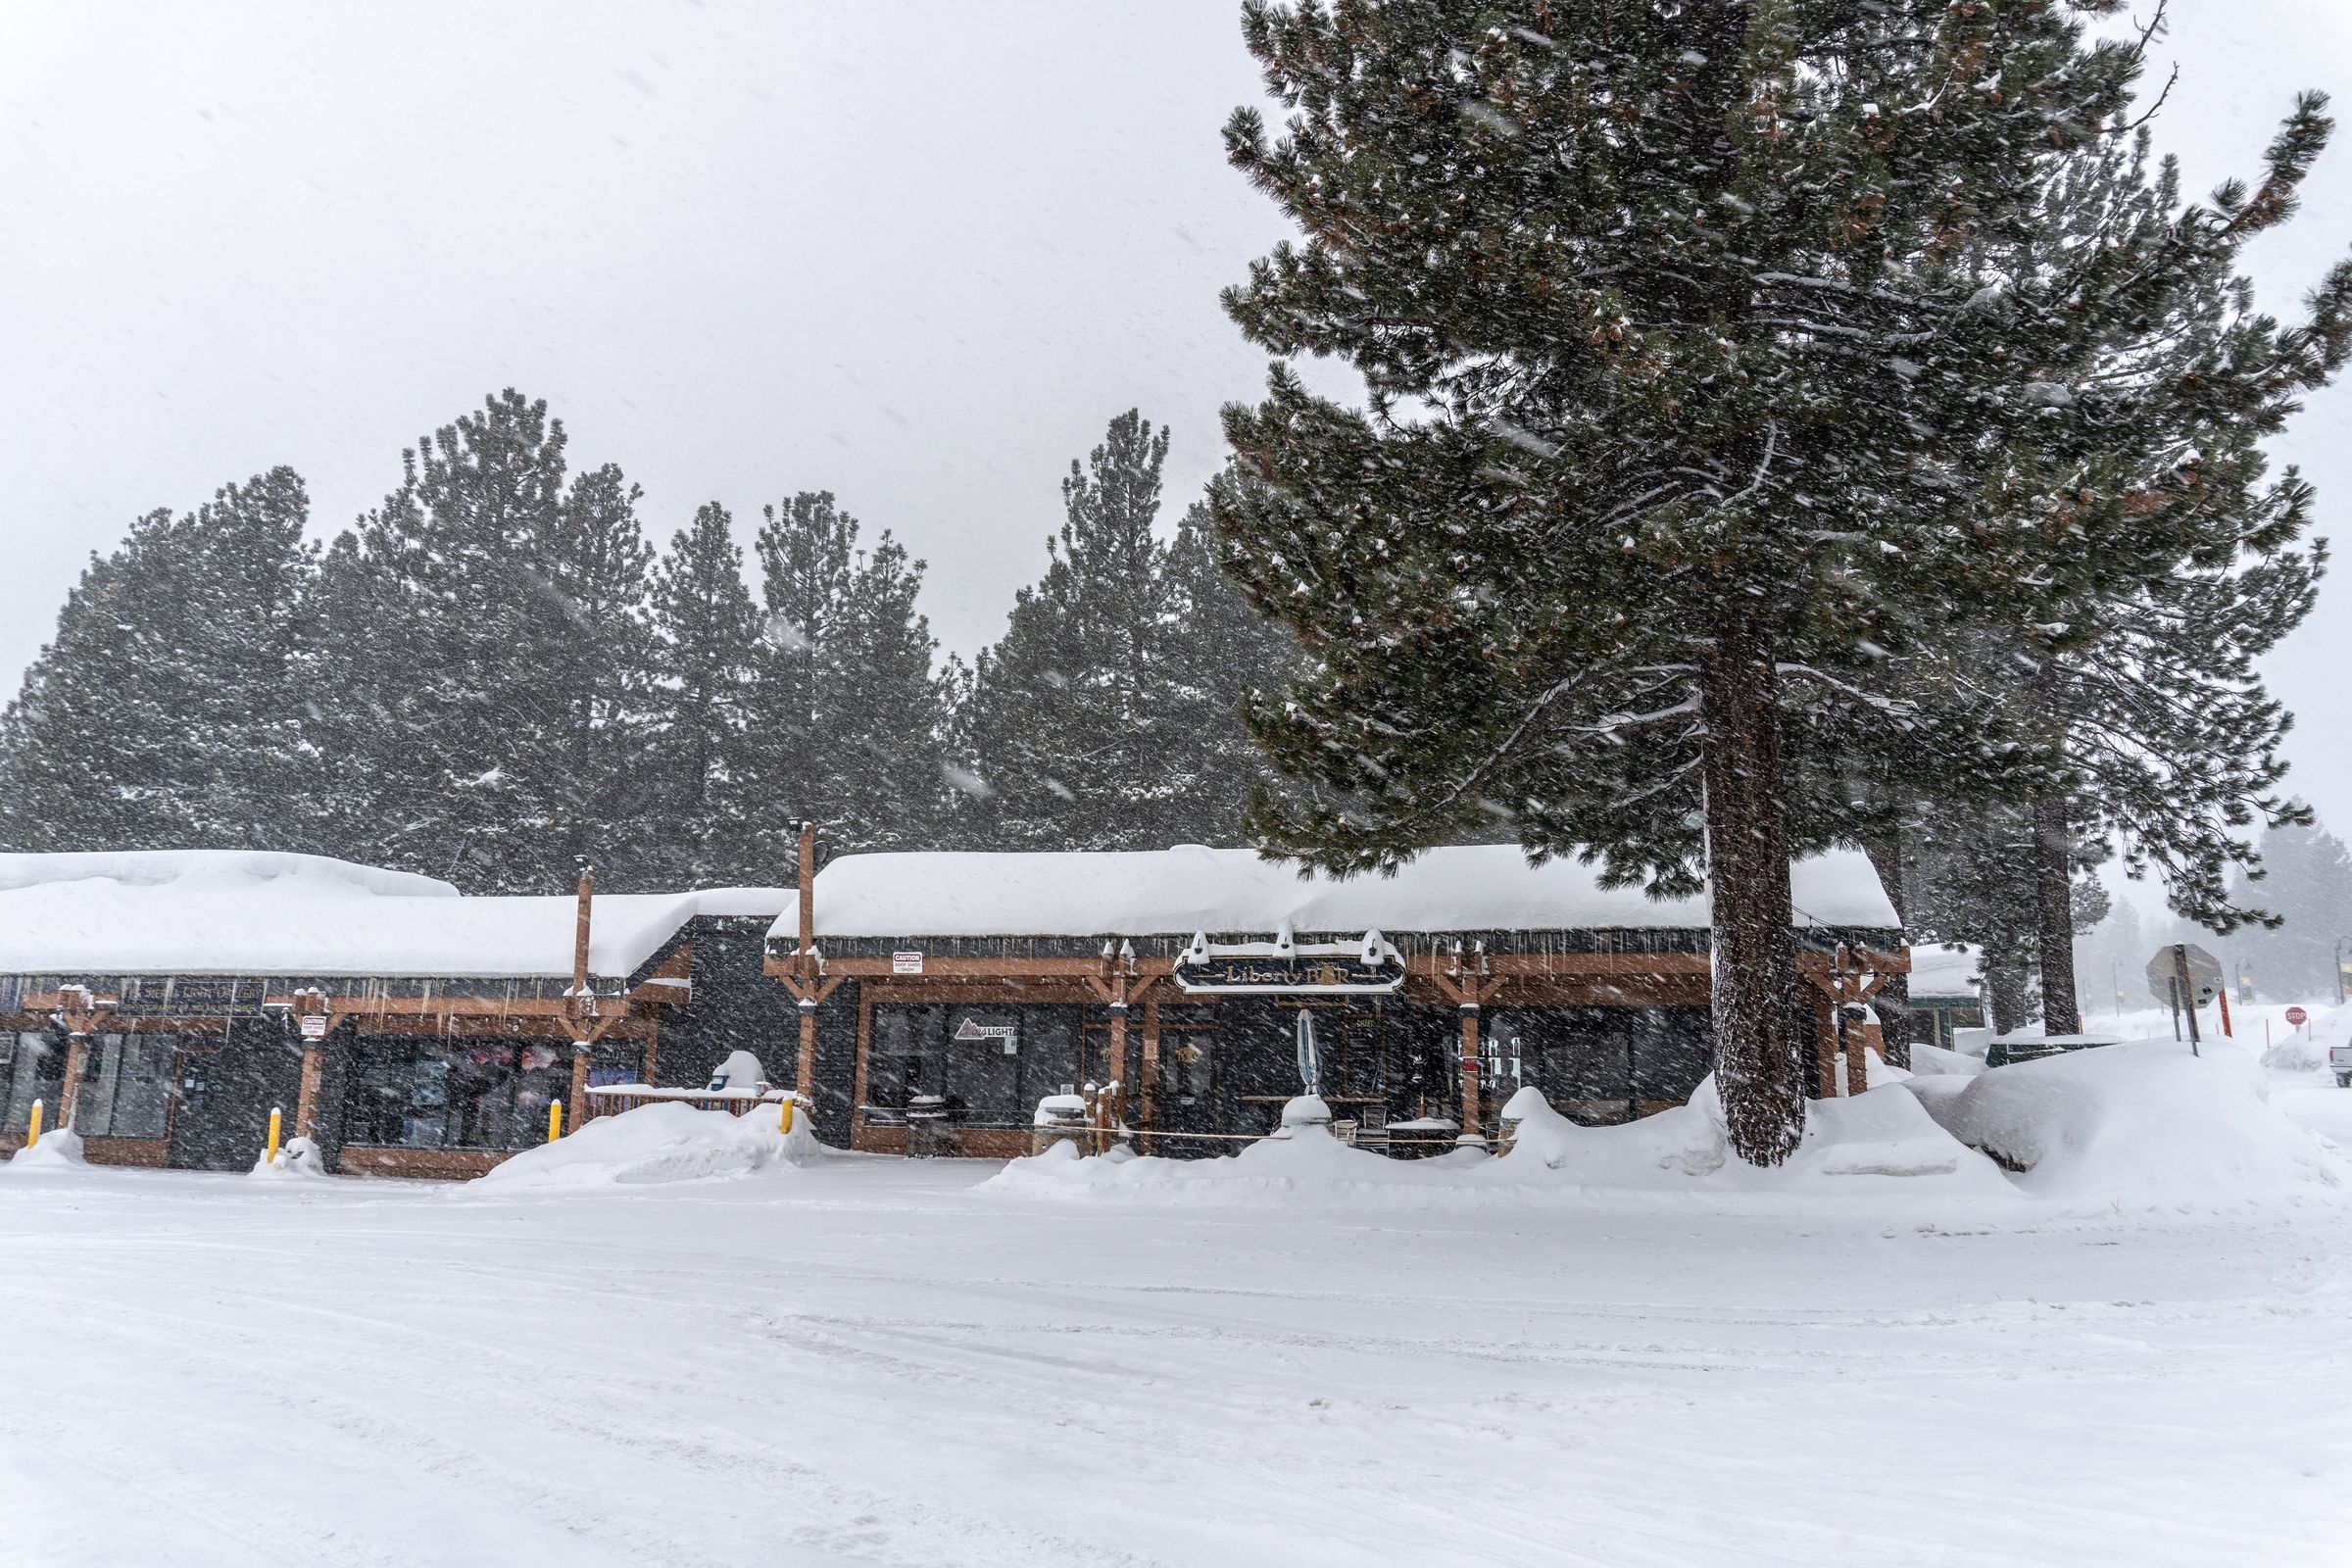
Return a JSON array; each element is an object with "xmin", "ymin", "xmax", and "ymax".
[
  {"xmin": 1457, "ymin": 1004, "xmax": 1482, "ymax": 1143},
  {"xmin": 1837, "ymin": 946, "xmax": 1866, "ymax": 1095},
  {"xmin": 55, "ymin": 984, "xmax": 100, "ymax": 1132},
  {"xmin": 1812, "ymin": 995, "xmax": 1838, "ymax": 1098},
  {"xmin": 58, "ymin": 1034, "xmax": 89, "ymax": 1132},
  {"xmin": 1139, "ymin": 997, "xmax": 1161, "ymax": 1146},
  {"xmin": 1107, "ymin": 967, "xmax": 1129, "ymax": 1137},
  {"xmin": 292, "ymin": 990, "xmax": 327, "ymax": 1139},
  {"xmin": 572, "ymin": 859, "xmax": 595, "ymax": 1001},
  {"xmin": 797, "ymin": 997, "xmax": 819, "ymax": 1103},
  {"xmin": 568, "ymin": 860, "xmax": 596, "ymax": 1129},
  {"xmin": 796, "ymin": 821, "xmax": 819, "ymax": 1101},
  {"xmin": 295, "ymin": 1045, "xmax": 324, "ymax": 1139}
]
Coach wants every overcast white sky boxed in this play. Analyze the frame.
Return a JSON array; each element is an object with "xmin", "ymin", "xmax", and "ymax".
[{"xmin": 3, "ymin": 3, "xmax": 2348, "ymax": 839}]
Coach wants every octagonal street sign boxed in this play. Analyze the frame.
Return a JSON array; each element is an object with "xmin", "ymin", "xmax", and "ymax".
[{"xmin": 2145, "ymin": 943, "xmax": 2222, "ymax": 1008}]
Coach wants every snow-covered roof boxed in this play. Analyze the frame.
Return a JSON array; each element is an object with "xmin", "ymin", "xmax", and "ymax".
[
  {"xmin": 1908, "ymin": 943, "xmax": 1984, "ymax": 1002},
  {"xmin": 0, "ymin": 851, "xmax": 791, "ymax": 980},
  {"xmin": 771, "ymin": 845, "xmax": 1898, "ymax": 943},
  {"xmin": 0, "ymin": 850, "xmax": 458, "ymax": 900}
]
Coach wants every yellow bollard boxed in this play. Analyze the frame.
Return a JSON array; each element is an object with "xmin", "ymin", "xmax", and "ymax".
[
  {"xmin": 24, "ymin": 1099, "xmax": 41, "ymax": 1151},
  {"xmin": 779, "ymin": 1095, "xmax": 795, "ymax": 1135},
  {"xmin": 547, "ymin": 1100, "xmax": 564, "ymax": 1143},
  {"xmin": 266, "ymin": 1105, "xmax": 282, "ymax": 1168}
]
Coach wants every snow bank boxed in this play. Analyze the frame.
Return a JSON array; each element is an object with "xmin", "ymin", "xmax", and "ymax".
[
  {"xmin": 778, "ymin": 844, "xmax": 1896, "ymax": 942},
  {"xmin": 2, "ymin": 1129, "xmax": 85, "ymax": 1170},
  {"xmin": 2263, "ymin": 1037, "xmax": 2327, "ymax": 1073},
  {"xmin": 473, "ymin": 1103, "xmax": 827, "ymax": 1191},
  {"xmin": 1916, "ymin": 1040, "xmax": 2347, "ymax": 1207},
  {"xmin": 1907, "ymin": 1041, "xmax": 1986, "ymax": 1077},
  {"xmin": 984, "ymin": 1076, "xmax": 2014, "ymax": 1208},
  {"xmin": 250, "ymin": 1136, "xmax": 327, "ymax": 1180}
]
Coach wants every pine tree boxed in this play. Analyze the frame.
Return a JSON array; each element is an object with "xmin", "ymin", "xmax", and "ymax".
[
  {"xmin": 1158, "ymin": 501, "xmax": 1304, "ymax": 845},
  {"xmin": 962, "ymin": 411, "xmax": 1204, "ymax": 849},
  {"xmin": 2224, "ymin": 821, "xmax": 2352, "ymax": 999},
  {"xmin": 1900, "ymin": 804, "xmax": 2111, "ymax": 1035},
  {"xmin": 732, "ymin": 492, "xmax": 953, "ymax": 872},
  {"xmin": 829, "ymin": 529, "xmax": 956, "ymax": 852},
  {"xmin": 308, "ymin": 390, "xmax": 653, "ymax": 891},
  {"xmin": 1953, "ymin": 106, "xmax": 2352, "ymax": 1033},
  {"xmin": 644, "ymin": 503, "xmax": 760, "ymax": 884},
  {"xmin": 0, "ymin": 468, "xmax": 317, "ymax": 852},
  {"xmin": 1210, "ymin": 2, "xmax": 2148, "ymax": 1163},
  {"xmin": 539, "ymin": 461, "xmax": 658, "ymax": 881}
]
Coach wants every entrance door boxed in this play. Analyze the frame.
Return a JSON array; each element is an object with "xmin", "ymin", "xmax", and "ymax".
[
  {"xmin": 167, "ymin": 1019, "xmax": 303, "ymax": 1170},
  {"xmin": 1154, "ymin": 1005, "xmax": 1221, "ymax": 1148}
]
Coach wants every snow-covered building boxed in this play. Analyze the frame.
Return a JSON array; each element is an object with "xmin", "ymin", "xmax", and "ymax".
[
  {"xmin": 1, "ymin": 838, "xmax": 1912, "ymax": 1175},
  {"xmin": 764, "ymin": 843, "xmax": 1907, "ymax": 1159},
  {"xmin": 1904, "ymin": 943, "xmax": 1987, "ymax": 1052},
  {"xmin": 0, "ymin": 852, "xmax": 793, "ymax": 1176}
]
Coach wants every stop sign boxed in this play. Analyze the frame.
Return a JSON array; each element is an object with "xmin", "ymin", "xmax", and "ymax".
[{"xmin": 2286, "ymin": 1005, "xmax": 2309, "ymax": 1027}]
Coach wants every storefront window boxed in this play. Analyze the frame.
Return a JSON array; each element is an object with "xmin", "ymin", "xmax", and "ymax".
[
  {"xmin": 77, "ymin": 1033, "xmax": 176, "ymax": 1140},
  {"xmin": 867, "ymin": 1004, "xmax": 1085, "ymax": 1126},
  {"xmin": 1157, "ymin": 1006, "xmax": 1217, "ymax": 1107},
  {"xmin": 586, "ymin": 1042, "xmax": 644, "ymax": 1088},
  {"xmin": 4, "ymin": 1031, "xmax": 62, "ymax": 1137},
  {"xmin": 342, "ymin": 1038, "xmax": 574, "ymax": 1151}
]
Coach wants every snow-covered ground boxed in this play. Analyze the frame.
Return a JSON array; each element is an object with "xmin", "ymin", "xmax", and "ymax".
[{"xmin": 3, "ymin": 1076, "xmax": 2349, "ymax": 1566}]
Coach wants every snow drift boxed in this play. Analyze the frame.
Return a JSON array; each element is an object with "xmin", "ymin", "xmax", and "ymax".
[
  {"xmin": 984, "ymin": 1074, "xmax": 2017, "ymax": 1208},
  {"xmin": 250, "ymin": 1136, "xmax": 328, "ymax": 1180},
  {"xmin": 1913, "ymin": 1039, "xmax": 2346, "ymax": 1205},
  {"xmin": 991, "ymin": 1041, "xmax": 2347, "ymax": 1213},
  {"xmin": 1, "ymin": 1129, "xmax": 85, "ymax": 1171},
  {"xmin": 473, "ymin": 1102, "xmax": 827, "ymax": 1191}
]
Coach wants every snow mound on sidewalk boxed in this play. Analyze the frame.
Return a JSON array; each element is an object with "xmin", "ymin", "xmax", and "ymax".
[
  {"xmin": 475, "ymin": 1103, "xmax": 826, "ymax": 1191},
  {"xmin": 984, "ymin": 1077, "xmax": 2014, "ymax": 1207},
  {"xmin": 250, "ymin": 1136, "xmax": 328, "ymax": 1180},
  {"xmin": 1917, "ymin": 1040, "xmax": 2347, "ymax": 1206},
  {"xmin": 2, "ymin": 1129, "xmax": 85, "ymax": 1170}
]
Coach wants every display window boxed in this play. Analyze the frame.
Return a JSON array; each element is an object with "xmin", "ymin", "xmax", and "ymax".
[
  {"xmin": 76, "ymin": 1033, "xmax": 177, "ymax": 1140},
  {"xmin": 342, "ymin": 1038, "xmax": 576, "ymax": 1151},
  {"xmin": 2, "ymin": 1031, "xmax": 60, "ymax": 1136},
  {"xmin": 866, "ymin": 1003, "xmax": 1085, "ymax": 1126}
]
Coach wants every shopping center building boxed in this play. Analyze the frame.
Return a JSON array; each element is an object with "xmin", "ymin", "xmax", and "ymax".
[{"xmin": 1, "ymin": 837, "xmax": 1905, "ymax": 1173}]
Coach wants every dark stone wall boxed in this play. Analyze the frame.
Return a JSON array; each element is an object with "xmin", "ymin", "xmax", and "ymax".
[
  {"xmin": 165, "ymin": 1015, "xmax": 305, "ymax": 1171},
  {"xmin": 811, "ymin": 980, "xmax": 858, "ymax": 1145},
  {"xmin": 657, "ymin": 919, "xmax": 806, "ymax": 1099}
]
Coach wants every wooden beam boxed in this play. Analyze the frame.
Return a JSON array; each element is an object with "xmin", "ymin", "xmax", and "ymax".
[{"xmin": 797, "ymin": 820, "xmax": 816, "ymax": 976}]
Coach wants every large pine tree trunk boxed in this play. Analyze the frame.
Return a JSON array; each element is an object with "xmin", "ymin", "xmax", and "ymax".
[
  {"xmin": 1699, "ymin": 619, "xmax": 1804, "ymax": 1166},
  {"xmin": 1984, "ymin": 942, "xmax": 2034, "ymax": 1035},
  {"xmin": 2033, "ymin": 793, "xmax": 2082, "ymax": 1035}
]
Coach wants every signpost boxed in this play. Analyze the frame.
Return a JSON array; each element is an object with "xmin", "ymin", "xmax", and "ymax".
[{"xmin": 2146, "ymin": 944, "xmax": 2221, "ymax": 1056}]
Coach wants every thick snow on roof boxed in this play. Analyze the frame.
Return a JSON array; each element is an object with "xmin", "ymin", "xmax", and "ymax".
[
  {"xmin": 773, "ymin": 845, "xmax": 1898, "ymax": 943},
  {"xmin": 0, "ymin": 850, "xmax": 458, "ymax": 900},
  {"xmin": 0, "ymin": 852, "xmax": 791, "ymax": 979},
  {"xmin": 1908, "ymin": 944, "xmax": 1984, "ymax": 1002}
]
